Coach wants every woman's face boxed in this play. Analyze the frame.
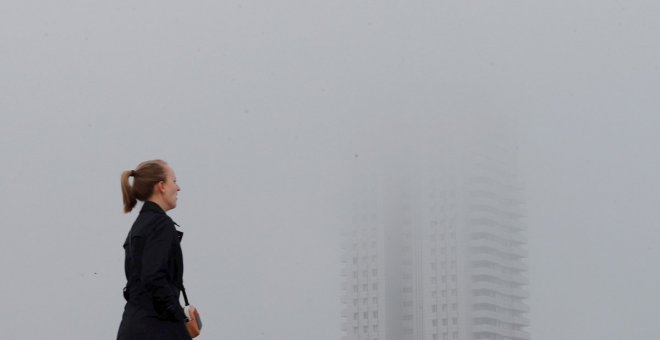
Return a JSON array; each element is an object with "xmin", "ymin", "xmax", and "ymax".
[{"xmin": 161, "ymin": 165, "xmax": 181, "ymax": 211}]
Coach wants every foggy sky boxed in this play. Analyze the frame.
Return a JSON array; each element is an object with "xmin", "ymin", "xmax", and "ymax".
[{"xmin": 1, "ymin": 1, "xmax": 659, "ymax": 339}]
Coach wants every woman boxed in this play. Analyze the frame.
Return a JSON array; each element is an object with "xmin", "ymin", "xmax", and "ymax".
[{"xmin": 117, "ymin": 160, "xmax": 192, "ymax": 340}]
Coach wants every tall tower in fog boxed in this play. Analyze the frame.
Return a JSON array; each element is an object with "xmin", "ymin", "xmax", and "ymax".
[{"xmin": 341, "ymin": 115, "xmax": 530, "ymax": 340}]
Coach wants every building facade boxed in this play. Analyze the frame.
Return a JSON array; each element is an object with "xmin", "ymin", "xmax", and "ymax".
[{"xmin": 341, "ymin": 119, "xmax": 530, "ymax": 340}]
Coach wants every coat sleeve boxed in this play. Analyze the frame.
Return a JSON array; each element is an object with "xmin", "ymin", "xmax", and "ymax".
[{"xmin": 141, "ymin": 217, "xmax": 187, "ymax": 321}]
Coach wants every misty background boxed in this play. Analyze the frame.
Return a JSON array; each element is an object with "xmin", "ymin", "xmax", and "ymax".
[{"xmin": 1, "ymin": 1, "xmax": 659, "ymax": 339}]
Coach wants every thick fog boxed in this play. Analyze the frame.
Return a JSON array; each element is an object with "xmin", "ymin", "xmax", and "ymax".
[{"xmin": 1, "ymin": 1, "xmax": 659, "ymax": 339}]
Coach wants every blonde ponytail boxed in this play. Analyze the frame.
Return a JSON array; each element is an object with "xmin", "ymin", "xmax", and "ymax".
[
  {"xmin": 121, "ymin": 170, "xmax": 138, "ymax": 213},
  {"xmin": 120, "ymin": 160, "xmax": 168, "ymax": 213}
]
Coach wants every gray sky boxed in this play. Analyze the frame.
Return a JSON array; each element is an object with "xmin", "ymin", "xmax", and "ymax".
[{"xmin": 1, "ymin": 1, "xmax": 659, "ymax": 339}]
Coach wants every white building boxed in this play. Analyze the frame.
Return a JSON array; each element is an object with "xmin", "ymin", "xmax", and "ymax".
[{"xmin": 342, "ymin": 116, "xmax": 530, "ymax": 340}]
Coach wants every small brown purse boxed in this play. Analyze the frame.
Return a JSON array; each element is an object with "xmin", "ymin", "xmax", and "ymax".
[{"xmin": 182, "ymin": 287, "xmax": 202, "ymax": 338}]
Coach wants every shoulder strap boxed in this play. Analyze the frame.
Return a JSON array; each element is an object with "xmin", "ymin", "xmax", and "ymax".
[{"xmin": 181, "ymin": 285, "xmax": 190, "ymax": 306}]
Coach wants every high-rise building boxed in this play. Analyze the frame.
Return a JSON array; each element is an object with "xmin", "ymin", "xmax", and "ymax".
[{"xmin": 341, "ymin": 116, "xmax": 530, "ymax": 340}]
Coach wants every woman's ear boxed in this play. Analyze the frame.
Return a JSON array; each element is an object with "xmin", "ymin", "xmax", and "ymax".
[{"xmin": 156, "ymin": 181, "xmax": 166, "ymax": 194}]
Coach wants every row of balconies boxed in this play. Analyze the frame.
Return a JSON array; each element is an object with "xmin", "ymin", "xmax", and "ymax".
[
  {"xmin": 468, "ymin": 218, "xmax": 524, "ymax": 236},
  {"xmin": 469, "ymin": 211, "xmax": 524, "ymax": 231},
  {"xmin": 473, "ymin": 296, "xmax": 530, "ymax": 313},
  {"xmin": 471, "ymin": 253, "xmax": 528, "ymax": 272},
  {"xmin": 467, "ymin": 188, "xmax": 524, "ymax": 207},
  {"xmin": 471, "ymin": 239, "xmax": 528, "ymax": 258},
  {"xmin": 471, "ymin": 267, "xmax": 529, "ymax": 285},
  {"xmin": 469, "ymin": 224, "xmax": 527, "ymax": 244},
  {"xmin": 473, "ymin": 324, "xmax": 530, "ymax": 340},
  {"xmin": 471, "ymin": 310, "xmax": 530, "ymax": 327},
  {"xmin": 472, "ymin": 281, "xmax": 529, "ymax": 299},
  {"xmin": 467, "ymin": 196, "xmax": 525, "ymax": 215},
  {"xmin": 470, "ymin": 236, "xmax": 525, "ymax": 254}
]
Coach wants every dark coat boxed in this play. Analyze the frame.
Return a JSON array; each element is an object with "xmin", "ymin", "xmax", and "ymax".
[{"xmin": 117, "ymin": 201, "xmax": 191, "ymax": 340}]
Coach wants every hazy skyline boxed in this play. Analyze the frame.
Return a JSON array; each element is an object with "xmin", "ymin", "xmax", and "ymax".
[{"xmin": 2, "ymin": 1, "xmax": 659, "ymax": 339}]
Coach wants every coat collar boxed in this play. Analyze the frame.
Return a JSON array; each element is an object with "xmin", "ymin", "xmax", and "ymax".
[
  {"xmin": 141, "ymin": 200, "xmax": 166, "ymax": 215},
  {"xmin": 141, "ymin": 201, "xmax": 184, "ymax": 240}
]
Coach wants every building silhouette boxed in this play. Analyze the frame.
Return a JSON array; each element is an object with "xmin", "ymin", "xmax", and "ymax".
[{"xmin": 341, "ymin": 115, "xmax": 530, "ymax": 340}]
